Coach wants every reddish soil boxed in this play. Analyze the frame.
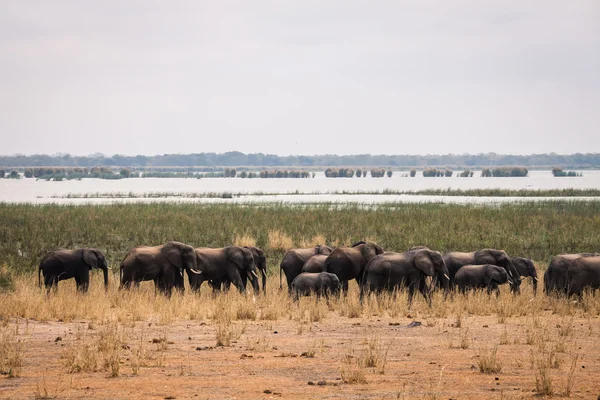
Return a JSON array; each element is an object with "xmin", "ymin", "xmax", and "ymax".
[{"xmin": 2, "ymin": 313, "xmax": 599, "ymax": 399}]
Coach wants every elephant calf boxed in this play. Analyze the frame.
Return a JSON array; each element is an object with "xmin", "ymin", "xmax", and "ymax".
[
  {"xmin": 291, "ymin": 272, "xmax": 341, "ymax": 300},
  {"xmin": 454, "ymin": 264, "xmax": 513, "ymax": 296}
]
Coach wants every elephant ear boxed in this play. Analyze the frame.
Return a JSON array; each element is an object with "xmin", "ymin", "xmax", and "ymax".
[
  {"xmin": 485, "ymin": 266, "xmax": 504, "ymax": 283},
  {"xmin": 361, "ymin": 243, "xmax": 375, "ymax": 261},
  {"xmin": 82, "ymin": 249, "xmax": 99, "ymax": 270},
  {"xmin": 413, "ymin": 250, "xmax": 436, "ymax": 276},
  {"xmin": 162, "ymin": 242, "xmax": 184, "ymax": 268},
  {"xmin": 227, "ymin": 247, "xmax": 245, "ymax": 270},
  {"xmin": 317, "ymin": 245, "xmax": 333, "ymax": 255},
  {"xmin": 476, "ymin": 249, "xmax": 495, "ymax": 264}
]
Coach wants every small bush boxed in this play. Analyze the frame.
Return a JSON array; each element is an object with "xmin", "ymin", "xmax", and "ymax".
[{"xmin": 478, "ymin": 345, "xmax": 502, "ymax": 373}]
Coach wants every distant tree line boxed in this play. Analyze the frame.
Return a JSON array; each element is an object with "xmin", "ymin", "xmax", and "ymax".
[{"xmin": 2, "ymin": 152, "xmax": 600, "ymax": 168}]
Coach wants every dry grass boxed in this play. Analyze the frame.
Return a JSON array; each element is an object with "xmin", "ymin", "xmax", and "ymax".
[
  {"xmin": 233, "ymin": 234, "xmax": 257, "ymax": 247},
  {"xmin": 2, "ymin": 273, "xmax": 600, "ymax": 325},
  {"xmin": 477, "ymin": 345, "xmax": 502, "ymax": 374},
  {"xmin": 267, "ymin": 230, "xmax": 294, "ymax": 251},
  {"xmin": 298, "ymin": 234, "xmax": 328, "ymax": 248},
  {"xmin": 0, "ymin": 324, "xmax": 24, "ymax": 377}
]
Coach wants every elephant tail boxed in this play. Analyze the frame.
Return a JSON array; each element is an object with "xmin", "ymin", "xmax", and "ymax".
[
  {"xmin": 119, "ymin": 258, "xmax": 124, "ymax": 287},
  {"xmin": 38, "ymin": 264, "xmax": 42, "ymax": 288},
  {"xmin": 279, "ymin": 263, "xmax": 282, "ymax": 290}
]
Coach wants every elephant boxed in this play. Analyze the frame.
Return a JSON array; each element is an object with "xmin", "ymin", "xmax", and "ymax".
[
  {"xmin": 454, "ymin": 264, "xmax": 513, "ymax": 296},
  {"xmin": 544, "ymin": 253, "xmax": 599, "ymax": 296},
  {"xmin": 301, "ymin": 254, "xmax": 328, "ymax": 273},
  {"xmin": 324, "ymin": 241, "xmax": 384, "ymax": 293},
  {"xmin": 189, "ymin": 246, "xmax": 259, "ymax": 294},
  {"xmin": 210, "ymin": 246, "xmax": 267, "ymax": 295},
  {"xmin": 279, "ymin": 245, "xmax": 333, "ymax": 293},
  {"xmin": 511, "ymin": 257, "xmax": 538, "ymax": 296},
  {"xmin": 39, "ymin": 248, "xmax": 109, "ymax": 293},
  {"xmin": 290, "ymin": 272, "xmax": 341, "ymax": 300},
  {"xmin": 360, "ymin": 248, "xmax": 450, "ymax": 304},
  {"xmin": 566, "ymin": 255, "xmax": 600, "ymax": 298},
  {"xmin": 120, "ymin": 241, "xmax": 200, "ymax": 296},
  {"xmin": 443, "ymin": 248, "xmax": 521, "ymax": 292},
  {"xmin": 245, "ymin": 246, "xmax": 267, "ymax": 294}
]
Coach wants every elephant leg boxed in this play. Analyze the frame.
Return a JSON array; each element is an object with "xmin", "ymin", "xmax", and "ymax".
[
  {"xmin": 342, "ymin": 280, "xmax": 349, "ymax": 295},
  {"xmin": 229, "ymin": 271, "xmax": 245, "ymax": 294},
  {"xmin": 75, "ymin": 268, "xmax": 90, "ymax": 293},
  {"xmin": 417, "ymin": 279, "xmax": 431, "ymax": 307}
]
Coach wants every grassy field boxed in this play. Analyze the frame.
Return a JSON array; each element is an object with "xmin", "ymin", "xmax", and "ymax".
[
  {"xmin": 1, "ymin": 201, "xmax": 599, "ymax": 399},
  {"xmin": 1, "ymin": 201, "xmax": 600, "ymax": 274}
]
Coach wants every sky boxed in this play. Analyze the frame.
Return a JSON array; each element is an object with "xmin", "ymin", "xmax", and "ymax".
[{"xmin": 0, "ymin": 1, "xmax": 598, "ymax": 156}]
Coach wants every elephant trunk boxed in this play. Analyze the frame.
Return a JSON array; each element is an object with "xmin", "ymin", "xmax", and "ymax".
[
  {"xmin": 261, "ymin": 269, "xmax": 267, "ymax": 295},
  {"xmin": 102, "ymin": 265, "xmax": 109, "ymax": 290},
  {"xmin": 248, "ymin": 270, "xmax": 260, "ymax": 295}
]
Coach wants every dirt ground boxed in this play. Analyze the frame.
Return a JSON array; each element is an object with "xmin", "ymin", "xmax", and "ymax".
[{"xmin": 1, "ymin": 311, "xmax": 599, "ymax": 400}]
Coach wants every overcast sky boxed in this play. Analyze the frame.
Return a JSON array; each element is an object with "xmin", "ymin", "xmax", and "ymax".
[{"xmin": 0, "ymin": 1, "xmax": 598, "ymax": 156}]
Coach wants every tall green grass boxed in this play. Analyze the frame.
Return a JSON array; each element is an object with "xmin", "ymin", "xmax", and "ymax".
[{"xmin": 1, "ymin": 201, "xmax": 599, "ymax": 274}]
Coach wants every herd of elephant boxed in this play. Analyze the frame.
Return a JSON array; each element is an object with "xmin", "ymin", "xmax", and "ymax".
[{"xmin": 37, "ymin": 240, "xmax": 600, "ymax": 302}]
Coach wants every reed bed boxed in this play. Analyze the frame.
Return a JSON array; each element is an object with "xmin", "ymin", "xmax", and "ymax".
[{"xmin": 1, "ymin": 201, "xmax": 599, "ymax": 275}]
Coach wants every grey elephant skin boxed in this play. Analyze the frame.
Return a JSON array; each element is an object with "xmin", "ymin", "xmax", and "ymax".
[
  {"xmin": 511, "ymin": 257, "xmax": 538, "ymax": 295},
  {"xmin": 291, "ymin": 272, "xmax": 341, "ymax": 300},
  {"xmin": 360, "ymin": 248, "xmax": 450, "ymax": 304},
  {"xmin": 324, "ymin": 241, "xmax": 384, "ymax": 293},
  {"xmin": 454, "ymin": 264, "xmax": 512, "ymax": 296},
  {"xmin": 544, "ymin": 253, "xmax": 599, "ymax": 295},
  {"xmin": 210, "ymin": 246, "xmax": 265, "ymax": 295},
  {"xmin": 301, "ymin": 254, "xmax": 328, "ymax": 273},
  {"xmin": 190, "ymin": 246, "xmax": 259, "ymax": 294},
  {"xmin": 566, "ymin": 255, "xmax": 600, "ymax": 298},
  {"xmin": 279, "ymin": 245, "xmax": 333, "ymax": 292},
  {"xmin": 120, "ymin": 241, "xmax": 199, "ymax": 296},
  {"xmin": 443, "ymin": 248, "xmax": 521, "ymax": 292},
  {"xmin": 39, "ymin": 248, "xmax": 108, "ymax": 293}
]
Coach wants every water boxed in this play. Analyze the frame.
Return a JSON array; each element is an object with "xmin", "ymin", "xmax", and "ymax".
[{"xmin": 1, "ymin": 170, "xmax": 599, "ymax": 205}]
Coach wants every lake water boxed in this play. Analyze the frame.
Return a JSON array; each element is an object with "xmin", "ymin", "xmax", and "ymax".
[{"xmin": 1, "ymin": 170, "xmax": 599, "ymax": 205}]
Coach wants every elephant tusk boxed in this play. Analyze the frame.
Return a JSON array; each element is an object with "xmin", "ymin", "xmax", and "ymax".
[
  {"xmin": 443, "ymin": 274, "xmax": 450, "ymax": 280},
  {"xmin": 106, "ymin": 267, "xmax": 112, "ymax": 270},
  {"xmin": 251, "ymin": 270, "xmax": 259, "ymax": 279},
  {"xmin": 190, "ymin": 268, "xmax": 202, "ymax": 275},
  {"xmin": 508, "ymin": 279, "xmax": 514, "ymax": 285},
  {"xmin": 533, "ymin": 277, "xmax": 538, "ymax": 281},
  {"xmin": 508, "ymin": 271, "xmax": 513, "ymax": 277}
]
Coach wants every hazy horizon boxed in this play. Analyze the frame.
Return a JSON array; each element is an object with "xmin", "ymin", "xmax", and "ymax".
[{"xmin": 1, "ymin": 2, "xmax": 598, "ymax": 156}]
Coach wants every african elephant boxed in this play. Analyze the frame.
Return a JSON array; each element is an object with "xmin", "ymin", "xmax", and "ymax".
[
  {"xmin": 511, "ymin": 257, "xmax": 538, "ymax": 295},
  {"xmin": 443, "ymin": 248, "xmax": 521, "ymax": 292},
  {"xmin": 279, "ymin": 245, "xmax": 333, "ymax": 293},
  {"xmin": 39, "ymin": 248, "xmax": 109, "ymax": 293},
  {"xmin": 301, "ymin": 254, "xmax": 328, "ymax": 273},
  {"xmin": 360, "ymin": 248, "xmax": 450, "ymax": 304},
  {"xmin": 544, "ymin": 253, "xmax": 599, "ymax": 296},
  {"xmin": 565, "ymin": 255, "xmax": 600, "ymax": 298},
  {"xmin": 212, "ymin": 246, "xmax": 266, "ymax": 295},
  {"xmin": 290, "ymin": 272, "xmax": 341, "ymax": 300},
  {"xmin": 454, "ymin": 264, "xmax": 513, "ymax": 296},
  {"xmin": 120, "ymin": 241, "xmax": 200, "ymax": 296},
  {"xmin": 324, "ymin": 241, "xmax": 384, "ymax": 293},
  {"xmin": 189, "ymin": 246, "xmax": 259, "ymax": 294}
]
